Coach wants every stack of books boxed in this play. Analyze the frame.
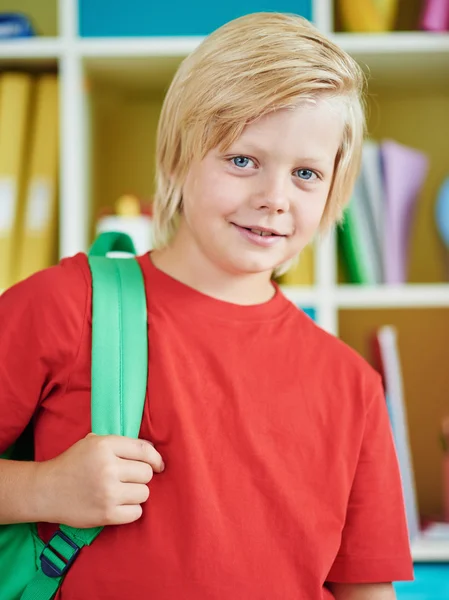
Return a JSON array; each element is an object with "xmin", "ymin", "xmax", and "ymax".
[
  {"xmin": 338, "ymin": 139, "xmax": 429, "ymax": 285},
  {"xmin": 0, "ymin": 72, "xmax": 59, "ymax": 292},
  {"xmin": 373, "ymin": 324, "xmax": 449, "ymax": 561}
]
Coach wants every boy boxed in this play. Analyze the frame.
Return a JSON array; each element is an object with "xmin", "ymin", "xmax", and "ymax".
[{"xmin": 0, "ymin": 12, "xmax": 413, "ymax": 600}]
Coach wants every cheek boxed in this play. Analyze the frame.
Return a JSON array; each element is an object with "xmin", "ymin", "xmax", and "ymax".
[
  {"xmin": 183, "ymin": 171, "xmax": 232, "ymax": 223},
  {"xmin": 199, "ymin": 173, "xmax": 243, "ymax": 215},
  {"xmin": 293, "ymin": 190, "xmax": 329, "ymax": 232}
]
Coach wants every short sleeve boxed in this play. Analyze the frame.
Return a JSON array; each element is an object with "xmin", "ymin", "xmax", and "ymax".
[
  {"xmin": 0, "ymin": 255, "xmax": 90, "ymax": 454},
  {"xmin": 326, "ymin": 378, "xmax": 414, "ymax": 583}
]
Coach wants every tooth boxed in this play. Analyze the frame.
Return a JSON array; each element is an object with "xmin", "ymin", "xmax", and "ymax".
[{"xmin": 250, "ymin": 228, "xmax": 273, "ymax": 236}]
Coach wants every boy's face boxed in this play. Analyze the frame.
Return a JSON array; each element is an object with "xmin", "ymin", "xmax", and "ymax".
[{"xmin": 178, "ymin": 99, "xmax": 344, "ymax": 278}]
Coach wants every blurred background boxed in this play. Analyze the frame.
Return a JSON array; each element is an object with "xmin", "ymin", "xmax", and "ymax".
[{"xmin": 0, "ymin": 0, "xmax": 448, "ymax": 595}]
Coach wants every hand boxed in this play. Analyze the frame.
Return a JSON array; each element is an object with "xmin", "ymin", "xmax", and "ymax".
[{"xmin": 37, "ymin": 433, "xmax": 164, "ymax": 528}]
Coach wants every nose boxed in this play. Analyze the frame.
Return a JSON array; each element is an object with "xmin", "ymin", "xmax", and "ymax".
[{"xmin": 251, "ymin": 172, "xmax": 290, "ymax": 214}]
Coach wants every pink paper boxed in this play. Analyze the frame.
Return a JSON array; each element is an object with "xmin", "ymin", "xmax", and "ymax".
[
  {"xmin": 420, "ymin": 0, "xmax": 449, "ymax": 32},
  {"xmin": 381, "ymin": 140, "xmax": 428, "ymax": 284},
  {"xmin": 444, "ymin": 455, "xmax": 449, "ymax": 522}
]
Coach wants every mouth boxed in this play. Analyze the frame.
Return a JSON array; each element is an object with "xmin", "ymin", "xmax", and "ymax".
[
  {"xmin": 232, "ymin": 224, "xmax": 287, "ymax": 237},
  {"xmin": 231, "ymin": 223, "xmax": 288, "ymax": 247}
]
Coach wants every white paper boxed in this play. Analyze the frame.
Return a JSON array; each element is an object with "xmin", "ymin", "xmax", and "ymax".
[
  {"xmin": 377, "ymin": 325, "xmax": 420, "ymax": 541},
  {"xmin": 422, "ymin": 522, "xmax": 449, "ymax": 540},
  {"xmin": 25, "ymin": 178, "xmax": 53, "ymax": 231},
  {"xmin": 0, "ymin": 177, "xmax": 17, "ymax": 232}
]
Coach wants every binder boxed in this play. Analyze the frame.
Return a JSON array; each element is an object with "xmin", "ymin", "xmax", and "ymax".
[
  {"xmin": 0, "ymin": 72, "xmax": 32, "ymax": 290},
  {"xmin": 381, "ymin": 140, "xmax": 428, "ymax": 284},
  {"xmin": 373, "ymin": 325, "xmax": 420, "ymax": 542},
  {"xmin": 338, "ymin": 140, "xmax": 384, "ymax": 284},
  {"xmin": 361, "ymin": 139, "xmax": 385, "ymax": 279},
  {"xmin": 15, "ymin": 74, "xmax": 59, "ymax": 282},
  {"xmin": 279, "ymin": 243, "xmax": 314, "ymax": 286},
  {"xmin": 337, "ymin": 0, "xmax": 398, "ymax": 32},
  {"xmin": 338, "ymin": 191, "xmax": 379, "ymax": 284}
]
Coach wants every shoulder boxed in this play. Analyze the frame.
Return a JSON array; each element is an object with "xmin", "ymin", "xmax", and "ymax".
[
  {"xmin": 1, "ymin": 252, "xmax": 92, "ymax": 333},
  {"xmin": 5, "ymin": 252, "xmax": 90, "ymax": 297},
  {"xmin": 313, "ymin": 319, "xmax": 379, "ymax": 379},
  {"xmin": 23, "ymin": 252, "xmax": 90, "ymax": 295},
  {"xmin": 284, "ymin": 303, "xmax": 382, "ymax": 404}
]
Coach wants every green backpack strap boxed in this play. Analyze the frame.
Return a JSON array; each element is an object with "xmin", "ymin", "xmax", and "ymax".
[
  {"xmin": 21, "ymin": 232, "xmax": 148, "ymax": 600},
  {"xmin": 88, "ymin": 235, "xmax": 148, "ymax": 438},
  {"xmin": 88, "ymin": 230, "xmax": 137, "ymax": 257}
]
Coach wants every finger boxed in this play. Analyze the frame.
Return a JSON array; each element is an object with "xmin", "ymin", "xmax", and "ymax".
[
  {"xmin": 107, "ymin": 436, "xmax": 165, "ymax": 473},
  {"xmin": 111, "ymin": 504, "xmax": 143, "ymax": 526},
  {"xmin": 118, "ymin": 458, "xmax": 154, "ymax": 484},
  {"xmin": 118, "ymin": 482, "xmax": 150, "ymax": 506}
]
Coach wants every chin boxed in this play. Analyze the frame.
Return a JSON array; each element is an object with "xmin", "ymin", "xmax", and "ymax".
[{"xmin": 225, "ymin": 252, "xmax": 286, "ymax": 276}]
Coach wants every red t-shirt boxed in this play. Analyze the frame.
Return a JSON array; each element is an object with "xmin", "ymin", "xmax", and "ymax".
[{"xmin": 0, "ymin": 253, "xmax": 413, "ymax": 599}]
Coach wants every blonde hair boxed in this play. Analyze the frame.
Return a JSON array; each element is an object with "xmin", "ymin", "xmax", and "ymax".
[{"xmin": 153, "ymin": 12, "xmax": 366, "ymax": 256}]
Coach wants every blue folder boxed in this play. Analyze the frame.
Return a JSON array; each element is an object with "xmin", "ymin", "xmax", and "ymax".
[
  {"xmin": 394, "ymin": 564, "xmax": 449, "ymax": 600},
  {"xmin": 79, "ymin": 1, "xmax": 313, "ymax": 37}
]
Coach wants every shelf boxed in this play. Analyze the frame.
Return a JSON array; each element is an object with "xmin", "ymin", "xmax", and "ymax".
[
  {"xmin": 337, "ymin": 284, "xmax": 449, "ymax": 308},
  {"xmin": 282, "ymin": 284, "xmax": 449, "ymax": 309},
  {"xmin": 0, "ymin": 38, "xmax": 62, "ymax": 70},
  {"xmin": 334, "ymin": 31, "xmax": 449, "ymax": 54},
  {"xmin": 280, "ymin": 287, "xmax": 318, "ymax": 308},
  {"xmin": 81, "ymin": 39, "xmax": 200, "ymax": 92},
  {"xmin": 333, "ymin": 32, "xmax": 449, "ymax": 89},
  {"xmin": 79, "ymin": 31, "xmax": 449, "ymax": 60},
  {"xmin": 411, "ymin": 537, "xmax": 449, "ymax": 563},
  {"xmin": 0, "ymin": 29, "xmax": 447, "ymax": 89},
  {"xmin": 0, "ymin": 38, "xmax": 62, "ymax": 58},
  {"xmin": 78, "ymin": 31, "xmax": 449, "ymax": 92},
  {"xmin": 79, "ymin": 37, "xmax": 201, "ymax": 57}
]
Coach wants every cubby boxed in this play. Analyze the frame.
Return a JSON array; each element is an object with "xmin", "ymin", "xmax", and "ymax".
[
  {"xmin": 0, "ymin": 0, "xmax": 58, "ymax": 37},
  {"xmin": 339, "ymin": 307, "xmax": 449, "ymax": 520}
]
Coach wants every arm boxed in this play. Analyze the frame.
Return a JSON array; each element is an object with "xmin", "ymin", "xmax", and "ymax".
[
  {"xmin": 328, "ymin": 582, "xmax": 396, "ymax": 600},
  {"xmin": 0, "ymin": 436, "xmax": 164, "ymax": 527},
  {"xmin": 0, "ymin": 459, "xmax": 50, "ymax": 524},
  {"xmin": 326, "ymin": 378, "xmax": 413, "ymax": 586},
  {"xmin": 0, "ymin": 260, "xmax": 86, "ymax": 524},
  {"xmin": 0, "ymin": 260, "xmax": 164, "ymax": 529}
]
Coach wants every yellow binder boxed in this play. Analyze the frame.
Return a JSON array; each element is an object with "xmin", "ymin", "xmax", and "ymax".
[
  {"xmin": 15, "ymin": 74, "xmax": 59, "ymax": 283},
  {"xmin": 279, "ymin": 243, "xmax": 315, "ymax": 286},
  {"xmin": 0, "ymin": 72, "xmax": 32, "ymax": 290}
]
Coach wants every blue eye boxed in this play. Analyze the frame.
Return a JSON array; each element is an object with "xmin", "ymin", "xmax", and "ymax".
[
  {"xmin": 232, "ymin": 156, "xmax": 254, "ymax": 168},
  {"xmin": 295, "ymin": 169, "xmax": 317, "ymax": 181}
]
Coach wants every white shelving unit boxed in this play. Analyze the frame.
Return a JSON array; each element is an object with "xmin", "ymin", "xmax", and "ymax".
[
  {"xmin": 0, "ymin": 1, "xmax": 447, "ymax": 335},
  {"xmin": 1, "ymin": 0, "xmax": 448, "ymax": 561}
]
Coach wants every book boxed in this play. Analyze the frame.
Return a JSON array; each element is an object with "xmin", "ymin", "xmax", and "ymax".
[
  {"xmin": 338, "ymin": 139, "xmax": 386, "ymax": 284},
  {"xmin": 278, "ymin": 243, "xmax": 314, "ymax": 286},
  {"xmin": 373, "ymin": 325, "xmax": 420, "ymax": 542},
  {"xmin": 338, "ymin": 192, "xmax": 379, "ymax": 284},
  {"xmin": 361, "ymin": 139, "xmax": 385, "ymax": 279},
  {"xmin": 15, "ymin": 74, "xmax": 59, "ymax": 282},
  {"xmin": 337, "ymin": 0, "xmax": 398, "ymax": 32},
  {"xmin": 381, "ymin": 140, "xmax": 428, "ymax": 284},
  {"xmin": 0, "ymin": 72, "xmax": 33, "ymax": 290}
]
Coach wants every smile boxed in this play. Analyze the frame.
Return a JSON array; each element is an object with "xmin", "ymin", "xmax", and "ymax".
[
  {"xmin": 232, "ymin": 223, "xmax": 286, "ymax": 247},
  {"xmin": 247, "ymin": 228, "xmax": 277, "ymax": 237}
]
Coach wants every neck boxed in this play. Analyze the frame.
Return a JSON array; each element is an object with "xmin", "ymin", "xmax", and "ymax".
[{"xmin": 150, "ymin": 234, "xmax": 275, "ymax": 306}]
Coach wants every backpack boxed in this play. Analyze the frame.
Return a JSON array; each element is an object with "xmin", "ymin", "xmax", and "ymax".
[{"xmin": 0, "ymin": 231, "xmax": 148, "ymax": 600}]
